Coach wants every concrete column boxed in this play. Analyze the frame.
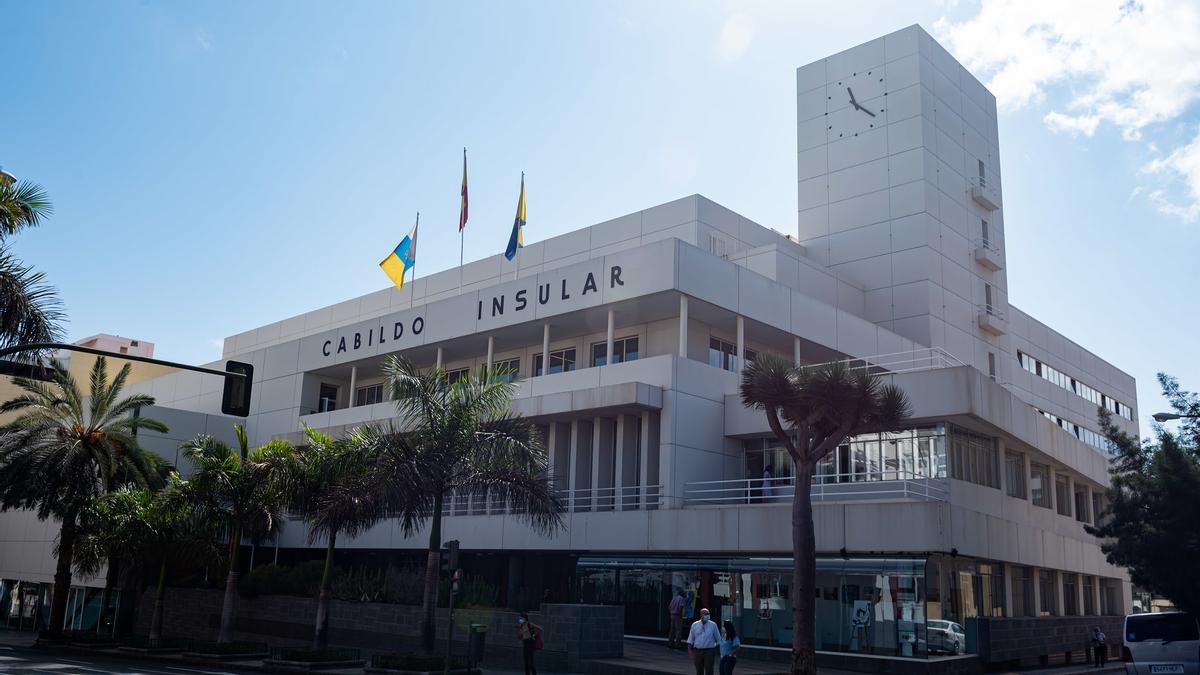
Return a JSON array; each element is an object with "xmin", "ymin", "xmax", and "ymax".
[
  {"xmin": 996, "ymin": 439, "xmax": 1007, "ymax": 496},
  {"xmin": 591, "ymin": 418, "xmax": 602, "ymax": 510},
  {"xmin": 1055, "ymin": 570, "xmax": 1066, "ymax": 617},
  {"xmin": 542, "ymin": 324, "xmax": 551, "ymax": 376},
  {"xmin": 1092, "ymin": 576, "xmax": 1103, "ymax": 616},
  {"xmin": 486, "ymin": 335, "xmax": 494, "ymax": 372},
  {"xmin": 1065, "ymin": 474, "xmax": 1076, "ymax": 520},
  {"xmin": 678, "ymin": 295, "xmax": 689, "ymax": 358},
  {"xmin": 1002, "ymin": 564, "xmax": 1015, "ymax": 617},
  {"xmin": 347, "ymin": 366, "xmax": 358, "ymax": 408},
  {"xmin": 1075, "ymin": 574, "xmax": 1086, "ymax": 616},
  {"xmin": 567, "ymin": 419, "xmax": 579, "ymax": 511},
  {"xmin": 614, "ymin": 415, "xmax": 626, "ymax": 510},
  {"xmin": 605, "ymin": 309, "xmax": 615, "ymax": 367},
  {"xmin": 793, "ymin": 337, "xmax": 802, "ymax": 366},
  {"xmin": 639, "ymin": 411, "xmax": 653, "ymax": 507},
  {"xmin": 736, "ymin": 315, "xmax": 745, "ymax": 372},
  {"xmin": 436, "ymin": 346, "xmax": 443, "ymax": 370}
]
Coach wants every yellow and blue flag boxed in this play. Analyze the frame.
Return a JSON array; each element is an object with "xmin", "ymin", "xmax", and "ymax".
[
  {"xmin": 504, "ymin": 173, "xmax": 525, "ymax": 261},
  {"xmin": 380, "ymin": 214, "xmax": 419, "ymax": 289}
]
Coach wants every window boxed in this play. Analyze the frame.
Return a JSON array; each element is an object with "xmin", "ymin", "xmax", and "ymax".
[
  {"xmin": 708, "ymin": 337, "xmax": 755, "ymax": 372},
  {"xmin": 978, "ymin": 159, "xmax": 986, "ymax": 186},
  {"xmin": 1018, "ymin": 351, "xmax": 1133, "ymax": 422},
  {"xmin": 1074, "ymin": 484, "xmax": 1090, "ymax": 523},
  {"xmin": 1055, "ymin": 473, "xmax": 1072, "ymax": 517},
  {"xmin": 534, "ymin": 348, "xmax": 576, "ymax": 376},
  {"xmin": 981, "ymin": 219, "xmax": 990, "ymax": 248},
  {"xmin": 318, "ymin": 383, "xmax": 338, "ymax": 413},
  {"xmin": 1037, "ymin": 408, "xmax": 1116, "ymax": 454},
  {"xmin": 1124, "ymin": 612, "xmax": 1200, "ymax": 642},
  {"xmin": 1038, "ymin": 569, "xmax": 1058, "ymax": 616},
  {"xmin": 1092, "ymin": 492, "xmax": 1106, "ymax": 527},
  {"xmin": 1063, "ymin": 573, "xmax": 1079, "ymax": 616},
  {"xmin": 446, "ymin": 367, "xmax": 470, "ymax": 384},
  {"xmin": 1083, "ymin": 576, "xmax": 1096, "ymax": 615},
  {"xmin": 984, "ymin": 283, "xmax": 994, "ymax": 314},
  {"xmin": 491, "ymin": 357, "xmax": 520, "ymax": 382},
  {"xmin": 948, "ymin": 425, "xmax": 999, "ymax": 489},
  {"xmin": 591, "ymin": 336, "xmax": 639, "ymax": 367},
  {"xmin": 1011, "ymin": 566, "xmax": 1035, "ymax": 617},
  {"xmin": 988, "ymin": 352, "xmax": 996, "ymax": 380},
  {"xmin": 1004, "ymin": 451, "xmax": 1026, "ymax": 499},
  {"xmin": 355, "ymin": 383, "xmax": 384, "ymax": 406},
  {"xmin": 119, "ymin": 346, "xmax": 128, "ymax": 354},
  {"xmin": 1030, "ymin": 462, "xmax": 1051, "ymax": 508}
]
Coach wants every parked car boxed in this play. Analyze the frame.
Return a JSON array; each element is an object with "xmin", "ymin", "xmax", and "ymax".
[
  {"xmin": 927, "ymin": 619, "xmax": 966, "ymax": 655},
  {"xmin": 1123, "ymin": 612, "xmax": 1200, "ymax": 675}
]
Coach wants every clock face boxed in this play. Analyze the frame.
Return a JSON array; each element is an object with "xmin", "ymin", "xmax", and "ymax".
[{"xmin": 825, "ymin": 68, "xmax": 888, "ymax": 140}]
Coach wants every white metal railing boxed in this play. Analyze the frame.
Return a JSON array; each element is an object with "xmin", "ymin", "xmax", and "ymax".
[
  {"xmin": 683, "ymin": 472, "xmax": 949, "ymax": 506},
  {"xmin": 972, "ymin": 237, "xmax": 1003, "ymax": 256},
  {"xmin": 808, "ymin": 348, "xmax": 966, "ymax": 377},
  {"xmin": 442, "ymin": 484, "xmax": 663, "ymax": 517},
  {"xmin": 978, "ymin": 303, "xmax": 1007, "ymax": 320}
]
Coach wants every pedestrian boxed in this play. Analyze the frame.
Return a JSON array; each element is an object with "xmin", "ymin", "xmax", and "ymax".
[
  {"xmin": 1091, "ymin": 625, "xmax": 1107, "ymax": 667},
  {"xmin": 516, "ymin": 611, "xmax": 542, "ymax": 675},
  {"xmin": 719, "ymin": 620, "xmax": 741, "ymax": 675},
  {"xmin": 762, "ymin": 464, "xmax": 774, "ymax": 500},
  {"xmin": 668, "ymin": 590, "xmax": 687, "ymax": 649},
  {"xmin": 687, "ymin": 607, "xmax": 721, "ymax": 675}
]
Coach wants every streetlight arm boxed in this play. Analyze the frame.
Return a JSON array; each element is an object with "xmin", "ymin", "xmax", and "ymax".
[{"xmin": 0, "ymin": 342, "xmax": 244, "ymax": 380}]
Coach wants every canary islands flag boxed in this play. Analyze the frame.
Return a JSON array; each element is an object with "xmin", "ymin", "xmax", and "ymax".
[
  {"xmin": 380, "ymin": 214, "xmax": 419, "ymax": 289},
  {"xmin": 504, "ymin": 173, "xmax": 525, "ymax": 261}
]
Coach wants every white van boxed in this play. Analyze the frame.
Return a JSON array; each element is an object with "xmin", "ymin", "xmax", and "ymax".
[{"xmin": 1123, "ymin": 612, "xmax": 1200, "ymax": 675}]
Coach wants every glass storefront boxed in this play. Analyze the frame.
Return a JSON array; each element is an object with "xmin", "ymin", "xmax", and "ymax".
[{"xmin": 578, "ymin": 556, "xmax": 931, "ymax": 658}]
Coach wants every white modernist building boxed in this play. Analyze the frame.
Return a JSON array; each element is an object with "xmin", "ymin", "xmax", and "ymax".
[{"xmin": 0, "ymin": 25, "xmax": 1136, "ymax": 662}]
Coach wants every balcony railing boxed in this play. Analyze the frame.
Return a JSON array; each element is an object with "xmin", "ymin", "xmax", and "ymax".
[
  {"xmin": 684, "ymin": 473, "xmax": 948, "ymax": 506},
  {"xmin": 972, "ymin": 237, "xmax": 1004, "ymax": 271},
  {"xmin": 969, "ymin": 176, "xmax": 1000, "ymax": 211},
  {"xmin": 815, "ymin": 347, "xmax": 966, "ymax": 376},
  {"xmin": 443, "ymin": 484, "xmax": 663, "ymax": 517},
  {"xmin": 977, "ymin": 305, "xmax": 1008, "ymax": 335}
]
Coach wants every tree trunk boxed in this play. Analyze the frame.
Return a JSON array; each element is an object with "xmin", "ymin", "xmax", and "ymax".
[
  {"xmin": 313, "ymin": 530, "xmax": 337, "ymax": 650},
  {"xmin": 790, "ymin": 461, "xmax": 817, "ymax": 675},
  {"xmin": 47, "ymin": 515, "xmax": 78, "ymax": 638},
  {"xmin": 94, "ymin": 554, "xmax": 119, "ymax": 636},
  {"xmin": 217, "ymin": 525, "xmax": 241, "ymax": 644},
  {"xmin": 149, "ymin": 558, "xmax": 167, "ymax": 646},
  {"xmin": 419, "ymin": 495, "xmax": 443, "ymax": 653}
]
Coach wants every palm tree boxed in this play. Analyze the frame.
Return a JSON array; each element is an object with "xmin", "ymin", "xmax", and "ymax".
[
  {"xmin": 740, "ymin": 355, "xmax": 909, "ymax": 675},
  {"xmin": 0, "ymin": 357, "xmax": 167, "ymax": 637},
  {"xmin": 73, "ymin": 478, "xmax": 219, "ymax": 644},
  {"xmin": 352, "ymin": 356, "xmax": 562, "ymax": 652},
  {"xmin": 272, "ymin": 424, "xmax": 377, "ymax": 649},
  {"xmin": 0, "ymin": 172, "xmax": 63, "ymax": 348},
  {"xmin": 182, "ymin": 425, "xmax": 292, "ymax": 644}
]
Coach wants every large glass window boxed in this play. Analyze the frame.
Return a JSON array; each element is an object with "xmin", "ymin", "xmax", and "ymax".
[
  {"xmin": 533, "ymin": 348, "xmax": 576, "ymax": 376},
  {"xmin": 1083, "ymin": 575, "xmax": 1096, "ymax": 615},
  {"xmin": 1074, "ymin": 484, "xmax": 1090, "ymax": 523},
  {"xmin": 948, "ymin": 425, "xmax": 999, "ymax": 489},
  {"xmin": 445, "ymin": 367, "xmax": 470, "ymax": 384},
  {"xmin": 354, "ymin": 383, "xmax": 384, "ymax": 406},
  {"xmin": 591, "ymin": 336, "xmax": 639, "ymax": 367},
  {"xmin": 1039, "ymin": 569, "xmax": 1058, "ymax": 616},
  {"xmin": 491, "ymin": 357, "xmax": 520, "ymax": 382},
  {"xmin": 318, "ymin": 383, "xmax": 338, "ymax": 412},
  {"xmin": 1055, "ymin": 473, "xmax": 1072, "ymax": 517},
  {"xmin": 1030, "ymin": 462, "xmax": 1052, "ymax": 508},
  {"xmin": 708, "ymin": 337, "xmax": 756, "ymax": 372},
  {"xmin": 1063, "ymin": 573, "xmax": 1079, "ymax": 616},
  {"xmin": 1011, "ymin": 566, "xmax": 1035, "ymax": 617},
  {"xmin": 1018, "ymin": 351, "xmax": 1133, "ymax": 421},
  {"xmin": 753, "ymin": 427, "xmax": 947, "ymax": 488},
  {"xmin": 1004, "ymin": 451, "xmax": 1026, "ymax": 498}
]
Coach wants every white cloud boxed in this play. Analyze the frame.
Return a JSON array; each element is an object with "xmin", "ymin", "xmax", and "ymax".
[
  {"xmin": 1143, "ymin": 128, "xmax": 1200, "ymax": 222},
  {"xmin": 195, "ymin": 27, "xmax": 212, "ymax": 50},
  {"xmin": 937, "ymin": 0, "xmax": 1200, "ymax": 221},
  {"xmin": 717, "ymin": 14, "xmax": 754, "ymax": 63}
]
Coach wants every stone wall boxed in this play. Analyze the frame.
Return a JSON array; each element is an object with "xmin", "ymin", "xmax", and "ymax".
[
  {"xmin": 974, "ymin": 616, "xmax": 1124, "ymax": 667},
  {"xmin": 131, "ymin": 588, "xmax": 621, "ymax": 669}
]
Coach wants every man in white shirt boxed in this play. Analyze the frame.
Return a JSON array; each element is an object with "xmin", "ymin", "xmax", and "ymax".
[{"xmin": 686, "ymin": 607, "xmax": 721, "ymax": 675}]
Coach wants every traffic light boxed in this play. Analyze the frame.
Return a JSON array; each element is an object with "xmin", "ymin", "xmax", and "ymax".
[
  {"xmin": 451, "ymin": 569, "xmax": 463, "ymax": 593},
  {"xmin": 441, "ymin": 539, "xmax": 460, "ymax": 577},
  {"xmin": 221, "ymin": 361, "xmax": 253, "ymax": 417}
]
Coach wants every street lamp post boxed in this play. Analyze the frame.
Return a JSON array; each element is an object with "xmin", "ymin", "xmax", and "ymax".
[{"xmin": 1151, "ymin": 412, "xmax": 1200, "ymax": 422}]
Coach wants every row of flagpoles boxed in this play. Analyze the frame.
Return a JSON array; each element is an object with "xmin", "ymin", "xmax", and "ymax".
[{"xmin": 378, "ymin": 149, "xmax": 526, "ymax": 290}]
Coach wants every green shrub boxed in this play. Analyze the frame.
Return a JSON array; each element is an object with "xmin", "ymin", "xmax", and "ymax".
[
  {"xmin": 239, "ymin": 561, "xmax": 327, "ymax": 598},
  {"xmin": 459, "ymin": 575, "xmax": 499, "ymax": 609},
  {"xmin": 372, "ymin": 652, "xmax": 467, "ymax": 670}
]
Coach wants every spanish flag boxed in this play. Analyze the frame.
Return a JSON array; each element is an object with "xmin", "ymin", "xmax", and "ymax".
[
  {"xmin": 504, "ymin": 173, "xmax": 525, "ymax": 261},
  {"xmin": 380, "ymin": 214, "xmax": 419, "ymax": 289}
]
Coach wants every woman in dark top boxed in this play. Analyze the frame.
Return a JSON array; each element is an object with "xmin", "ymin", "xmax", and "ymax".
[{"xmin": 516, "ymin": 611, "xmax": 542, "ymax": 675}]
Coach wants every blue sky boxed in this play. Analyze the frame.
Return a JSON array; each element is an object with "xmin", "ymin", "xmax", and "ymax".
[{"xmin": 2, "ymin": 0, "xmax": 1197, "ymax": 432}]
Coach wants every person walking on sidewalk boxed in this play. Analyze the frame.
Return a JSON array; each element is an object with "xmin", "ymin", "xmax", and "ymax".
[
  {"xmin": 668, "ymin": 590, "xmax": 687, "ymax": 649},
  {"xmin": 719, "ymin": 620, "xmax": 741, "ymax": 675},
  {"xmin": 687, "ymin": 608, "xmax": 721, "ymax": 675},
  {"xmin": 1091, "ymin": 625, "xmax": 1108, "ymax": 667},
  {"xmin": 516, "ymin": 612, "xmax": 542, "ymax": 675}
]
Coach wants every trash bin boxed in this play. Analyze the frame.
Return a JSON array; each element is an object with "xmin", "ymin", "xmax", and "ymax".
[{"xmin": 468, "ymin": 623, "xmax": 487, "ymax": 666}]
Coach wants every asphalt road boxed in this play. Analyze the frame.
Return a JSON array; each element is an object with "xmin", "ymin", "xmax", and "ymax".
[{"xmin": 0, "ymin": 645, "xmax": 254, "ymax": 675}]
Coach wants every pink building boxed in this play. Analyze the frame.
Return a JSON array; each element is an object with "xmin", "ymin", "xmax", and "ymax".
[{"xmin": 72, "ymin": 334, "xmax": 154, "ymax": 358}]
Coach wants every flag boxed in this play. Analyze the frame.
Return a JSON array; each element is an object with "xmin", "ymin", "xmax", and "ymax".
[
  {"xmin": 459, "ymin": 148, "xmax": 468, "ymax": 231},
  {"xmin": 380, "ymin": 214, "xmax": 419, "ymax": 289},
  {"xmin": 504, "ymin": 173, "xmax": 525, "ymax": 261}
]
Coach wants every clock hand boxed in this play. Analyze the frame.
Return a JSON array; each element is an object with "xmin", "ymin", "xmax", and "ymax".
[
  {"xmin": 862, "ymin": 107, "xmax": 876, "ymax": 118},
  {"xmin": 846, "ymin": 87, "xmax": 857, "ymax": 106}
]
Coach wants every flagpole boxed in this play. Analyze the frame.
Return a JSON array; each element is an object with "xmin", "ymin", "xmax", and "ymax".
[
  {"xmin": 514, "ymin": 171, "xmax": 523, "ymax": 282},
  {"xmin": 410, "ymin": 211, "xmax": 419, "ymax": 309},
  {"xmin": 458, "ymin": 148, "xmax": 467, "ymax": 294}
]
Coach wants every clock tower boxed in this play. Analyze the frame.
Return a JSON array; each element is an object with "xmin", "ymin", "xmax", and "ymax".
[{"xmin": 795, "ymin": 25, "xmax": 1009, "ymax": 381}]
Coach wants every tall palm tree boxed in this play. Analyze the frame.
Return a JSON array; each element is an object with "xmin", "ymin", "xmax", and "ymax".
[
  {"xmin": 72, "ymin": 478, "xmax": 219, "ymax": 644},
  {"xmin": 740, "ymin": 355, "xmax": 909, "ymax": 675},
  {"xmin": 182, "ymin": 426, "xmax": 292, "ymax": 644},
  {"xmin": 0, "ymin": 172, "xmax": 63, "ymax": 348},
  {"xmin": 353, "ymin": 356, "xmax": 563, "ymax": 652},
  {"xmin": 0, "ymin": 357, "xmax": 167, "ymax": 637},
  {"xmin": 272, "ymin": 424, "xmax": 377, "ymax": 649}
]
